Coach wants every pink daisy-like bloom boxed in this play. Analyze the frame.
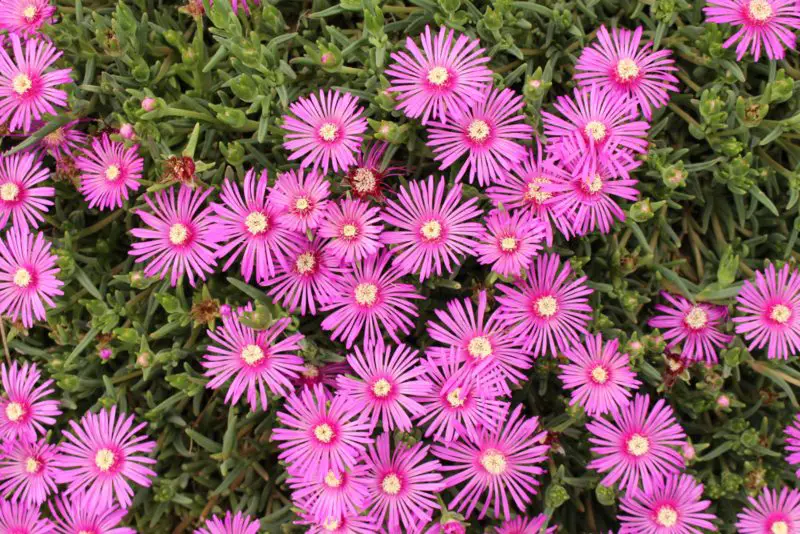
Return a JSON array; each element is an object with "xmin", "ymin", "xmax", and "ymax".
[
  {"xmin": 784, "ymin": 414, "xmax": 800, "ymax": 477},
  {"xmin": 0, "ymin": 0, "xmax": 55, "ymax": 35},
  {"xmin": 586, "ymin": 394, "xmax": 686, "ymax": 494},
  {"xmin": 194, "ymin": 511, "xmax": 260, "ymax": 534},
  {"xmin": 542, "ymin": 84, "xmax": 649, "ymax": 179},
  {"xmin": 433, "ymin": 404, "xmax": 548, "ymax": 520},
  {"xmin": 648, "ymin": 292, "xmax": 733, "ymax": 364},
  {"xmin": 55, "ymin": 406, "xmax": 157, "ymax": 509},
  {"xmin": 495, "ymin": 253, "xmax": 593, "ymax": 358},
  {"xmin": 0, "ymin": 226, "xmax": 63, "ymax": 328},
  {"xmin": 297, "ymin": 511, "xmax": 379, "ymax": 534},
  {"xmin": 289, "ymin": 463, "xmax": 370, "ymax": 523},
  {"xmin": 0, "ymin": 151, "xmax": 53, "ymax": 231},
  {"xmin": 319, "ymin": 198, "xmax": 383, "ymax": 263},
  {"xmin": 427, "ymin": 87, "xmax": 532, "ymax": 186},
  {"xmin": 344, "ymin": 142, "xmax": 404, "ymax": 201},
  {"xmin": 292, "ymin": 361, "xmax": 352, "ymax": 393},
  {"xmin": 336, "ymin": 341, "xmax": 429, "ymax": 432},
  {"xmin": 76, "ymin": 133, "xmax": 143, "ymax": 211},
  {"xmin": 486, "ymin": 144, "xmax": 571, "ymax": 247},
  {"xmin": 269, "ymin": 168, "xmax": 330, "ymax": 233},
  {"xmin": 130, "ymin": 185, "xmax": 220, "ymax": 287},
  {"xmin": 734, "ymin": 263, "xmax": 800, "ymax": 360},
  {"xmin": 202, "ymin": 305, "xmax": 305, "ymax": 411},
  {"xmin": 496, "ymin": 515, "xmax": 557, "ymax": 534},
  {"xmin": 704, "ymin": 0, "xmax": 800, "ymax": 61},
  {"xmin": 320, "ymin": 251, "xmax": 423, "ymax": 349},
  {"xmin": 35, "ymin": 119, "xmax": 87, "ymax": 159},
  {"xmin": 475, "ymin": 210, "xmax": 546, "ymax": 277},
  {"xmin": 618, "ymin": 473, "xmax": 717, "ymax": 533},
  {"xmin": 427, "ymin": 290, "xmax": 532, "ymax": 393},
  {"xmin": 211, "ymin": 170, "xmax": 303, "ymax": 283},
  {"xmin": 0, "ymin": 499, "xmax": 51, "ymax": 533},
  {"xmin": 737, "ymin": 487, "xmax": 800, "ymax": 534},
  {"xmin": 575, "ymin": 25, "xmax": 679, "ymax": 120},
  {"xmin": 50, "ymin": 491, "xmax": 135, "ymax": 534},
  {"xmin": 364, "ymin": 432, "xmax": 443, "ymax": 533},
  {"xmin": 0, "ymin": 361, "xmax": 59, "ymax": 443},
  {"xmin": 282, "ymin": 89, "xmax": 367, "ymax": 174},
  {"xmin": 266, "ymin": 236, "xmax": 342, "ymax": 316},
  {"xmin": 272, "ymin": 383, "xmax": 373, "ymax": 479},
  {"xmin": 559, "ymin": 334, "xmax": 641, "ymax": 416},
  {"xmin": 0, "ymin": 34, "xmax": 72, "ymax": 133},
  {"xmin": 0, "ymin": 438, "xmax": 60, "ymax": 505},
  {"xmin": 385, "ymin": 25, "xmax": 492, "ymax": 125},
  {"xmin": 381, "ymin": 176, "xmax": 483, "ymax": 282}
]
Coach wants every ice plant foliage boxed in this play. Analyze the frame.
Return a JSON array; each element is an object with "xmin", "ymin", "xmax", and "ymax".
[
  {"xmin": 76, "ymin": 133, "xmax": 143, "ymax": 211},
  {"xmin": 0, "ymin": 151, "xmax": 53, "ymax": 231}
]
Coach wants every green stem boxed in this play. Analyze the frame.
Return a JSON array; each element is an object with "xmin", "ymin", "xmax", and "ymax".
[{"xmin": 75, "ymin": 210, "xmax": 123, "ymax": 239}]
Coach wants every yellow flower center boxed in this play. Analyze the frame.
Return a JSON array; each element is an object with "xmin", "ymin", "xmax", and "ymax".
[
  {"xmin": 626, "ymin": 433, "xmax": 650, "ymax": 457},
  {"xmin": 381, "ymin": 473, "xmax": 402, "ymax": 495},
  {"xmin": 5, "ymin": 402, "xmax": 23, "ymax": 422},
  {"xmin": 318, "ymin": 123, "xmax": 339, "ymax": 142},
  {"xmin": 302, "ymin": 364, "xmax": 320, "ymax": 379},
  {"xmin": 535, "ymin": 295, "xmax": 558, "ymax": 318},
  {"xmin": 354, "ymin": 282, "xmax": 378, "ymax": 307},
  {"xmin": 748, "ymin": 0, "xmax": 773, "ymax": 21},
  {"xmin": 524, "ymin": 178, "xmax": 553, "ymax": 203},
  {"xmin": 584, "ymin": 121, "xmax": 607, "ymax": 142},
  {"xmin": 372, "ymin": 378, "xmax": 392, "ymax": 398},
  {"xmin": 500, "ymin": 237, "xmax": 517, "ymax": 252},
  {"xmin": 13, "ymin": 268, "xmax": 31, "ymax": 288},
  {"xmin": 771, "ymin": 304, "xmax": 791, "ymax": 324},
  {"xmin": 314, "ymin": 423, "xmax": 334, "ymax": 444},
  {"xmin": 480, "ymin": 449, "xmax": 507, "ymax": 475},
  {"xmin": 240, "ymin": 344, "xmax": 265, "ymax": 365},
  {"xmin": 94, "ymin": 448, "xmax": 116, "ymax": 472},
  {"xmin": 0, "ymin": 183, "xmax": 19, "ymax": 202},
  {"xmin": 22, "ymin": 5, "xmax": 37, "ymax": 20},
  {"xmin": 467, "ymin": 336, "xmax": 492, "ymax": 359},
  {"xmin": 322, "ymin": 518, "xmax": 340, "ymax": 531},
  {"xmin": 105, "ymin": 165, "xmax": 121, "ymax": 181},
  {"xmin": 591, "ymin": 365, "xmax": 608, "ymax": 384},
  {"xmin": 12, "ymin": 74, "xmax": 32, "ymax": 95},
  {"xmin": 295, "ymin": 252, "xmax": 316, "ymax": 275},
  {"xmin": 78, "ymin": 531, "xmax": 93, "ymax": 534},
  {"xmin": 324, "ymin": 470, "xmax": 342, "ymax": 488},
  {"xmin": 427, "ymin": 66, "xmax": 449, "ymax": 86},
  {"xmin": 655, "ymin": 505, "xmax": 678, "ymax": 528},
  {"xmin": 341, "ymin": 224, "xmax": 358, "ymax": 238},
  {"xmin": 684, "ymin": 306, "xmax": 708, "ymax": 330},
  {"xmin": 446, "ymin": 387, "xmax": 465, "ymax": 408},
  {"xmin": 352, "ymin": 167, "xmax": 377, "ymax": 193},
  {"xmin": 586, "ymin": 174, "xmax": 603, "ymax": 194},
  {"xmin": 420, "ymin": 220, "xmax": 442, "ymax": 240},
  {"xmin": 25, "ymin": 457, "xmax": 40, "ymax": 473},
  {"xmin": 245, "ymin": 211, "xmax": 268, "ymax": 235},
  {"xmin": 295, "ymin": 197, "xmax": 310, "ymax": 212},
  {"xmin": 169, "ymin": 223, "xmax": 189, "ymax": 245},
  {"xmin": 771, "ymin": 521, "xmax": 789, "ymax": 534},
  {"xmin": 43, "ymin": 128, "xmax": 64, "ymax": 146},
  {"xmin": 467, "ymin": 120, "xmax": 491, "ymax": 142},
  {"xmin": 616, "ymin": 58, "xmax": 640, "ymax": 81}
]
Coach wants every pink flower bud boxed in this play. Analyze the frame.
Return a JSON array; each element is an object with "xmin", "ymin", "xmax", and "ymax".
[
  {"xmin": 119, "ymin": 123, "xmax": 135, "ymax": 139},
  {"xmin": 141, "ymin": 98, "xmax": 156, "ymax": 111}
]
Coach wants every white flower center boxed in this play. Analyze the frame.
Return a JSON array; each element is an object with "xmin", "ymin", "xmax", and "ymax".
[
  {"xmin": 771, "ymin": 521, "xmax": 789, "ymax": 534},
  {"xmin": 748, "ymin": 0, "xmax": 773, "ymax": 21},
  {"xmin": 446, "ymin": 387, "xmax": 465, "ymax": 408},
  {"xmin": 314, "ymin": 423, "xmax": 334, "ymax": 444},
  {"xmin": 13, "ymin": 268, "xmax": 31, "ymax": 288},
  {"xmin": 467, "ymin": 336, "xmax": 492, "ymax": 359},
  {"xmin": 500, "ymin": 237, "xmax": 518, "ymax": 252},
  {"xmin": 22, "ymin": 5, "xmax": 37, "ymax": 20},
  {"xmin": 655, "ymin": 505, "xmax": 678, "ymax": 527},
  {"xmin": 169, "ymin": 223, "xmax": 189, "ymax": 245},
  {"xmin": 352, "ymin": 167, "xmax": 377, "ymax": 193},
  {"xmin": 591, "ymin": 365, "xmax": 608, "ymax": 384},
  {"xmin": 372, "ymin": 378, "xmax": 392, "ymax": 398},
  {"xmin": 240, "ymin": 344, "xmax": 265, "ymax": 365},
  {"xmin": 585, "ymin": 174, "xmax": 603, "ymax": 194},
  {"xmin": 324, "ymin": 470, "xmax": 342, "ymax": 488},
  {"xmin": 245, "ymin": 212, "xmax": 268, "ymax": 235},
  {"xmin": 770, "ymin": 304, "xmax": 791, "ymax": 324},
  {"xmin": 584, "ymin": 121, "xmax": 607, "ymax": 142},
  {"xmin": 0, "ymin": 183, "xmax": 19, "ymax": 202},
  {"xmin": 341, "ymin": 224, "xmax": 358, "ymax": 238},
  {"xmin": 480, "ymin": 449, "xmax": 507, "ymax": 475},
  {"xmin": 105, "ymin": 165, "xmax": 121, "ymax": 181},
  {"xmin": 5, "ymin": 402, "xmax": 24, "ymax": 422},
  {"xmin": 94, "ymin": 448, "xmax": 116, "ymax": 472},
  {"xmin": 525, "ymin": 178, "xmax": 552, "ymax": 203},
  {"xmin": 427, "ymin": 66, "xmax": 449, "ymax": 86},
  {"xmin": 322, "ymin": 518, "xmax": 340, "ymax": 531},
  {"xmin": 626, "ymin": 433, "xmax": 650, "ymax": 457},
  {"xmin": 294, "ymin": 197, "xmax": 310, "ymax": 212},
  {"xmin": 302, "ymin": 364, "xmax": 319, "ymax": 379},
  {"xmin": 535, "ymin": 295, "xmax": 558, "ymax": 318},
  {"xmin": 318, "ymin": 123, "xmax": 339, "ymax": 142},
  {"xmin": 467, "ymin": 120, "xmax": 491, "ymax": 142},
  {"xmin": 24, "ymin": 457, "xmax": 40, "ymax": 474},
  {"xmin": 354, "ymin": 282, "xmax": 378, "ymax": 307},
  {"xmin": 684, "ymin": 306, "xmax": 708, "ymax": 330},
  {"xmin": 421, "ymin": 220, "xmax": 442, "ymax": 240},
  {"xmin": 381, "ymin": 473, "xmax": 402, "ymax": 495},
  {"xmin": 616, "ymin": 58, "xmax": 640, "ymax": 81},
  {"xmin": 295, "ymin": 252, "xmax": 316, "ymax": 275},
  {"xmin": 12, "ymin": 74, "xmax": 32, "ymax": 95}
]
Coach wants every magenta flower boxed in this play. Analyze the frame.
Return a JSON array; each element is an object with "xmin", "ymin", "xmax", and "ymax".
[
  {"xmin": 0, "ymin": 499, "xmax": 51, "ymax": 533},
  {"xmin": 427, "ymin": 87, "xmax": 532, "ymax": 186},
  {"xmin": 381, "ymin": 176, "xmax": 483, "ymax": 282},
  {"xmin": 0, "ymin": 362, "xmax": 59, "ymax": 443},
  {"xmin": 648, "ymin": 292, "xmax": 733, "ymax": 364},
  {"xmin": 704, "ymin": 0, "xmax": 800, "ymax": 61},
  {"xmin": 0, "ymin": 0, "xmax": 55, "ymax": 35},
  {"xmin": 282, "ymin": 89, "xmax": 367, "ymax": 174},
  {"xmin": 292, "ymin": 361, "xmax": 352, "ymax": 393},
  {"xmin": 345, "ymin": 142, "xmax": 404, "ymax": 201},
  {"xmin": 364, "ymin": 432, "xmax": 443, "ymax": 532},
  {"xmin": 319, "ymin": 198, "xmax": 383, "ymax": 263},
  {"xmin": 36, "ymin": 119, "xmax": 86, "ymax": 159},
  {"xmin": 433, "ymin": 404, "xmax": 548, "ymax": 520},
  {"xmin": 202, "ymin": 306, "xmax": 305, "ymax": 411},
  {"xmin": 385, "ymin": 25, "xmax": 492, "ymax": 125},
  {"xmin": 56, "ymin": 406, "xmax": 157, "ymax": 509},
  {"xmin": 321, "ymin": 251, "xmax": 423, "ymax": 349},
  {"xmin": 297, "ymin": 511, "xmax": 379, "ymax": 534},
  {"xmin": 336, "ymin": 341, "xmax": 429, "ymax": 432},
  {"xmin": 194, "ymin": 511, "xmax": 260, "ymax": 534},
  {"xmin": 289, "ymin": 463, "xmax": 370, "ymax": 523},
  {"xmin": 495, "ymin": 253, "xmax": 593, "ymax": 358},
  {"xmin": 50, "ymin": 491, "xmax": 135, "ymax": 534},
  {"xmin": 266, "ymin": 237, "xmax": 342, "ymax": 316},
  {"xmin": 228, "ymin": 0, "xmax": 260, "ymax": 14},
  {"xmin": 0, "ymin": 34, "xmax": 72, "ymax": 132},
  {"xmin": 475, "ymin": 210, "xmax": 545, "ymax": 277},
  {"xmin": 76, "ymin": 133, "xmax": 143, "ymax": 211},
  {"xmin": 130, "ymin": 185, "xmax": 220, "ymax": 287},
  {"xmin": 272, "ymin": 383, "xmax": 373, "ymax": 479},
  {"xmin": 0, "ymin": 438, "xmax": 60, "ymax": 505},
  {"xmin": 212, "ymin": 170, "xmax": 302, "ymax": 283},
  {"xmin": 734, "ymin": 263, "xmax": 800, "ymax": 360},
  {"xmin": 559, "ymin": 334, "xmax": 641, "ymax": 416},
  {"xmin": 737, "ymin": 487, "xmax": 800, "ymax": 534},
  {"xmin": 575, "ymin": 25, "xmax": 679, "ymax": 119},
  {"xmin": 785, "ymin": 414, "xmax": 800, "ymax": 477},
  {"xmin": 0, "ymin": 226, "xmax": 62, "ymax": 328},
  {"xmin": 587, "ymin": 394, "xmax": 686, "ymax": 493},
  {"xmin": 0, "ymin": 152, "xmax": 52, "ymax": 231},
  {"xmin": 496, "ymin": 515, "xmax": 556, "ymax": 534},
  {"xmin": 269, "ymin": 168, "xmax": 330, "ymax": 233},
  {"xmin": 618, "ymin": 473, "xmax": 717, "ymax": 533}
]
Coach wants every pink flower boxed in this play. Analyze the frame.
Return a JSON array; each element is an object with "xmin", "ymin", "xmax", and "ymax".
[
  {"xmin": 36, "ymin": 119, "xmax": 86, "ymax": 159},
  {"xmin": 364, "ymin": 432, "xmax": 443, "ymax": 532},
  {"xmin": 50, "ymin": 491, "xmax": 135, "ymax": 534},
  {"xmin": 0, "ymin": 362, "xmax": 59, "ymax": 443},
  {"xmin": 76, "ymin": 133, "xmax": 143, "ymax": 211},
  {"xmin": 559, "ymin": 334, "xmax": 641, "ymax": 416},
  {"xmin": 495, "ymin": 253, "xmax": 593, "ymax": 357},
  {"xmin": 0, "ymin": 0, "xmax": 55, "ymax": 35},
  {"xmin": 433, "ymin": 404, "xmax": 548, "ymax": 520},
  {"xmin": 211, "ymin": 170, "xmax": 303, "ymax": 282},
  {"xmin": 587, "ymin": 394, "xmax": 686, "ymax": 494},
  {"xmin": 0, "ymin": 152, "xmax": 53, "ymax": 231},
  {"xmin": 228, "ymin": 0, "xmax": 260, "ymax": 14},
  {"xmin": 0, "ymin": 34, "xmax": 71, "ymax": 133},
  {"xmin": 344, "ymin": 142, "xmax": 404, "ymax": 201},
  {"xmin": 0, "ymin": 226, "xmax": 63, "ymax": 328},
  {"xmin": 289, "ymin": 463, "xmax": 370, "ymax": 523},
  {"xmin": 319, "ymin": 198, "xmax": 383, "ymax": 263},
  {"xmin": 704, "ymin": 0, "xmax": 800, "ymax": 61},
  {"xmin": 282, "ymin": 89, "xmax": 367, "ymax": 174},
  {"xmin": 734, "ymin": 263, "xmax": 800, "ymax": 360},
  {"xmin": 272, "ymin": 383, "xmax": 373, "ymax": 479},
  {"xmin": 427, "ymin": 87, "xmax": 532, "ymax": 186},
  {"xmin": 130, "ymin": 185, "xmax": 221, "ymax": 287},
  {"xmin": 296, "ymin": 511, "xmax": 379, "ymax": 534},
  {"xmin": 194, "ymin": 511, "xmax": 260, "ymax": 534},
  {"xmin": 385, "ymin": 25, "xmax": 492, "ymax": 124},
  {"xmin": 141, "ymin": 97, "xmax": 156, "ymax": 111},
  {"xmin": 0, "ymin": 438, "xmax": 60, "ymax": 505},
  {"xmin": 575, "ymin": 25, "xmax": 679, "ymax": 119},
  {"xmin": 475, "ymin": 210, "xmax": 545, "ymax": 277},
  {"xmin": 55, "ymin": 406, "xmax": 157, "ymax": 509},
  {"xmin": 737, "ymin": 487, "xmax": 800, "ymax": 534},
  {"xmin": 496, "ymin": 514, "xmax": 556, "ymax": 534},
  {"xmin": 202, "ymin": 305, "xmax": 305, "ymax": 411},
  {"xmin": 648, "ymin": 292, "xmax": 733, "ymax": 364},
  {"xmin": 336, "ymin": 341, "xmax": 429, "ymax": 432},
  {"xmin": 118, "ymin": 123, "xmax": 134, "ymax": 140},
  {"xmin": 269, "ymin": 168, "xmax": 330, "ymax": 233},
  {"xmin": 784, "ymin": 414, "xmax": 800, "ymax": 477},
  {"xmin": 381, "ymin": 176, "xmax": 483, "ymax": 282},
  {"xmin": 321, "ymin": 251, "xmax": 423, "ymax": 349},
  {"xmin": 0, "ymin": 499, "xmax": 51, "ymax": 533},
  {"xmin": 292, "ymin": 362, "xmax": 352, "ymax": 393},
  {"xmin": 618, "ymin": 473, "xmax": 717, "ymax": 533}
]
